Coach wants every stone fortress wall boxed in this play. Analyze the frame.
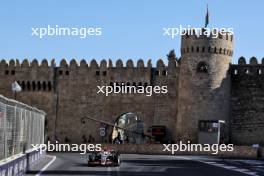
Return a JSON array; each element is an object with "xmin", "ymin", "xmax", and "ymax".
[
  {"xmin": 0, "ymin": 31, "xmax": 263, "ymax": 145},
  {"xmin": 0, "ymin": 58, "xmax": 179, "ymax": 144},
  {"xmin": 230, "ymin": 57, "xmax": 264, "ymax": 145}
]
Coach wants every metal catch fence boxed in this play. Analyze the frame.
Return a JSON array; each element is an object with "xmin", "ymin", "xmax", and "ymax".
[{"xmin": 0, "ymin": 95, "xmax": 45, "ymax": 160}]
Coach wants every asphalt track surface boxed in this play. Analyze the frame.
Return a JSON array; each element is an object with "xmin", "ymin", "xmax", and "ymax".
[{"xmin": 26, "ymin": 153, "xmax": 264, "ymax": 176}]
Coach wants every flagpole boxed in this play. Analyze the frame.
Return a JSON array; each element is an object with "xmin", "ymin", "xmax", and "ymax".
[{"xmin": 205, "ymin": 4, "xmax": 209, "ymax": 28}]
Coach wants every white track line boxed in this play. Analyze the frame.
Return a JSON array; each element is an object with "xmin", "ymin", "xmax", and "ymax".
[
  {"xmin": 35, "ymin": 155, "xmax": 56, "ymax": 176},
  {"xmin": 200, "ymin": 160, "xmax": 258, "ymax": 176},
  {"xmin": 174, "ymin": 156, "xmax": 258, "ymax": 176}
]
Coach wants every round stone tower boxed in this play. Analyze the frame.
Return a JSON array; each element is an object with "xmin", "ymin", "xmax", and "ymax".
[{"xmin": 177, "ymin": 29, "xmax": 234, "ymax": 142}]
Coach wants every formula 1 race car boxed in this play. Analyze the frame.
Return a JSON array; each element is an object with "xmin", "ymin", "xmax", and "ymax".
[{"xmin": 88, "ymin": 148, "xmax": 121, "ymax": 166}]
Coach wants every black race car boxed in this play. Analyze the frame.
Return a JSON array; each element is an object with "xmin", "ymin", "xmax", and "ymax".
[{"xmin": 88, "ymin": 148, "xmax": 121, "ymax": 166}]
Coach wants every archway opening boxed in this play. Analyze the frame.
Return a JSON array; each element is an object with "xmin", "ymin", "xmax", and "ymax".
[{"xmin": 112, "ymin": 112, "xmax": 145, "ymax": 144}]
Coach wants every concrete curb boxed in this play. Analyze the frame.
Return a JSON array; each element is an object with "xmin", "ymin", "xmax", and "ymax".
[{"xmin": 0, "ymin": 148, "xmax": 45, "ymax": 176}]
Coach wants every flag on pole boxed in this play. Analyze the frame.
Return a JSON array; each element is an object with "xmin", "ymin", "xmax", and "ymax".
[
  {"xmin": 12, "ymin": 81, "xmax": 22, "ymax": 92},
  {"xmin": 205, "ymin": 4, "xmax": 209, "ymax": 28}
]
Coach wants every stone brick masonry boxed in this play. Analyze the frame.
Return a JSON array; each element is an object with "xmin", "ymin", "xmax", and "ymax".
[{"xmin": 0, "ymin": 30, "xmax": 263, "ymax": 145}]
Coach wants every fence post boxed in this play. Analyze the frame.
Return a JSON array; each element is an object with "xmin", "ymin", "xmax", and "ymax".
[
  {"xmin": 13, "ymin": 105, "xmax": 17, "ymax": 156},
  {"xmin": 3, "ymin": 103, "xmax": 7, "ymax": 159}
]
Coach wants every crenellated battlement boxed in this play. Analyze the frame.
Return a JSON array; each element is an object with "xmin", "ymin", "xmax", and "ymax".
[
  {"xmin": 232, "ymin": 56, "xmax": 264, "ymax": 65},
  {"xmin": 0, "ymin": 58, "xmax": 178, "ymax": 69},
  {"xmin": 181, "ymin": 28, "xmax": 234, "ymax": 57},
  {"xmin": 231, "ymin": 57, "xmax": 264, "ymax": 76},
  {"xmin": 181, "ymin": 28, "xmax": 234, "ymax": 41}
]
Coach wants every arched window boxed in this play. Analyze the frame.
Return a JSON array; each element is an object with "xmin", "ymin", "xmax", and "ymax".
[
  {"xmin": 21, "ymin": 81, "xmax": 26, "ymax": 91},
  {"xmin": 26, "ymin": 81, "xmax": 31, "ymax": 91},
  {"xmin": 32, "ymin": 81, "xmax": 36, "ymax": 91},
  {"xmin": 37, "ymin": 81, "xmax": 41, "ymax": 91},
  {"xmin": 48, "ymin": 81, "xmax": 52, "ymax": 91},
  {"xmin": 42, "ymin": 82, "xmax": 46, "ymax": 91},
  {"xmin": 197, "ymin": 62, "xmax": 209, "ymax": 73}
]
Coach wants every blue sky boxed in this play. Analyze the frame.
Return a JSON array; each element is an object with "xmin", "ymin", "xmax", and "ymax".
[{"xmin": 0, "ymin": 0, "xmax": 263, "ymax": 64}]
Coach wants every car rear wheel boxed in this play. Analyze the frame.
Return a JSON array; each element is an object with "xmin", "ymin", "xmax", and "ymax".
[{"xmin": 116, "ymin": 157, "xmax": 121, "ymax": 166}]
